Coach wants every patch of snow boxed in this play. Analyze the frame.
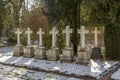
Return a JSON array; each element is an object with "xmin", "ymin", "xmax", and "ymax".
[
  {"xmin": 0, "ymin": 46, "xmax": 119, "ymax": 79},
  {"xmin": 52, "ymin": 66, "xmax": 60, "ymax": 71},
  {"xmin": 1, "ymin": 46, "xmax": 13, "ymax": 55},
  {"xmin": 0, "ymin": 64, "xmax": 82, "ymax": 80},
  {"xmin": 111, "ymin": 69, "xmax": 120, "ymax": 80}
]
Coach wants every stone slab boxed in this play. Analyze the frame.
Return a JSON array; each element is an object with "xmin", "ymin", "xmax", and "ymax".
[
  {"xmin": 60, "ymin": 48, "xmax": 73, "ymax": 62},
  {"xmin": 13, "ymin": 45, "xmax": 23, "ymax": 56},
  {"xmin": 47, "ymin": 48, "xmax": 59, "ymax": 61},
  {"xmin": 35, "ymin": 47, "xmax": 46, "ymax": 59},
  {"xmin": 23, "ymin": 46, "xmax": 34, "ymax": 58},
  {"xmin": 76, "ymin": 50, "xmax": 90, "ymax": 65}
]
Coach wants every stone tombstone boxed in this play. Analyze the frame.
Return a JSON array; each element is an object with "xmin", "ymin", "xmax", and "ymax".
[
  {"xmin": 78, "ymin": 26, "xmax": 89, "ymax": 48},
  {"xmin": 23, "ymin": 28, "xmax": 34, "ymax": 58},
  {"xmin": 0, "ymin": 47, "xmax": 2, "ymax": 53},
  {"xmin": 92, "ymin": 27, "xmax": 100, "ymax": 46},
  {"xmin": 13, "ymin": 28, "xmax": 23, "ymax": 56},
  {"xmin": 35, "ymin": 28, "xmax": 46, "ymax": 59},
  {"xmin": 26, "ymin": 28, "xmax": 33, "ymax": 46},
  {"xmin": 15, "ymin": 28, "xmax": 21, "ymax": 45},
  {"xmin": 0, "ymin": 37, "xmax": 4, "ymax": 47},
  {"xmin": 47, "ymin": 27, "xmax": 59, "ymax": 61},
  {"xmin": 91, "ymin": 27, "xmax": 103, "ymax": 59},
  {"xmin": 76, "ymin": 26, "xmax": 90, "ymax": 64},
  {"xmin": 37, "ymin": 28, "xmax": 44, "ymax": 46},
  {"xmin": 60, "ymin": 26, "xmax": 73, "ymax": 62}
]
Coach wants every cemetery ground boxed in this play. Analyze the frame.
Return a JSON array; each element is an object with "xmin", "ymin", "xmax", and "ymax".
[{"xmin": 0, "ymin": 46, "xmax": 120, "ymax": 80}]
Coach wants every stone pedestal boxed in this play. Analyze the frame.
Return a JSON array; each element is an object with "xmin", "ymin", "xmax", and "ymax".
[
  {"xmin": 91, "ymin": 47, "xmax": 103, "ymax": 59},
  {"xmin": 0, "ymin": 49, "xmax": 2, "ymax": 53},
  {"xmin": 13, "ymin": 45, "xmax": 23, "ymax": 56},
  {"xmin": 60, "ymin": 48, "xmax": 73, "ymax": 62},
  {"xmin": 47, "ymin": 48, "xmax": 59, "ymax": 61},
  {"xmin": 76, "ymin": 50, "xmax": 90, "ymax": 64},
  {"xmin": 23, "ymin": 46, "xmax": 34, "ymax": 58},
  {"xmin": 35, "ymin": 46, "xmax": 46, "ymax": 59},
  {"xmin": 0, "ymin": 42, "xmax": 4, "ymax": 47}
]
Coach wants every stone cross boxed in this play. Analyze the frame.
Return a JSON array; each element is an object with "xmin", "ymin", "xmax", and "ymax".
[
  {"xmin": 92, "ymin": 27, "xmax": 100, "ymax": 46},
  {"xmin": 49, "ymin": 27, "xmax": 58, "ymax": 47},
  {"xmin": 78, "ymin": 26, "xmax": 89, "ymax": 48},
  {"xmin": 25, "ymin": 28, "xmax": 33, "ymax": 45},
  {"xmin": 15, "ymin": 28, "xmax": 22, "ymax": 45},
  {"xmin": 63, "ymin": 26, "xmax": 73, "ymax": 48},
  {"xmin": 37, "ymin": 28, "xmax": 44, "ymax": 46}
]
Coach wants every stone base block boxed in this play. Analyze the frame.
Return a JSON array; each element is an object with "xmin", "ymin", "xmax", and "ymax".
[
  {"xmin": 13, "ymin": 45, "xmax": 23, "ymax": 56},
  {"xmin": 35, "ymin": 47, "xmax": 46, "ymax": 59},
  {"xmin": 0, "ymin": 42, "xmax": 4, "ymax": 47},
  {"xmin": 60, "ymin": 48, "xmax": 73, "ymax": 62},
  {"xmin": 76, "ymin": 50, "xmax": 90, "ymax": 65},
  {"xmin": 0, "ymin": 49, "xmax": 2, "ymax": 53},
  {"xmin": 23, "ymin": 46, "xmax": 35, "ymax": 58},
  {"xmin": 47, "ymin": 48, "xmax": 59, "ymax": 61}
]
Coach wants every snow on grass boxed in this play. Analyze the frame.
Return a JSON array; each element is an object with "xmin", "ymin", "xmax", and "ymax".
[
  {"xmin": 0, "ymin": 64, "xmax": 82, "ymax": 80},
  {"xmin": 111, "ymin": 69, "xmax": 120, "ymax": 80},
  {"xmin": 0, "ymin": 46, "xmax": 119, "ymax": 79}
]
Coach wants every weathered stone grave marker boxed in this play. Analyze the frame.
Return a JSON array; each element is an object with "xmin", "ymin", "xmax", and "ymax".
[
  {"xmin": 60, "ymin": 26, "xmax": 73, "ymax": 62},
  {"xmin": 76, "ymin": 26, "xmax": 90, "ymax": 64},
  {"xmin": 13, "ymin": 28, "xmax": 23, "ymax": 56},
  {"xmin": 35, "ymin": 28, "xmax": 46, "ymax": 59},
  {"xmin": 91, "ymin": 27, "xmax": 103, "ymax": 59},
  {"xmin": 78, "ymin": 26, "xmax": 89, "ymax": 48},
  {"xmin": 92, "ymin": 27, "xmax": 100, "ymax": 46},
  {"xmin": 24, "ymin": 28, "xmax": 34, "ymax": 57},
  {"xmin": 47, "ymin": 27, "xmax": 59, "ymax": 60},
  {"xmin": 0, "ymin": 37, "xmax": 4, "ymax": 47}
]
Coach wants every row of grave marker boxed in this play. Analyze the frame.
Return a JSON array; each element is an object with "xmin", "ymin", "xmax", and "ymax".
[
  {"xmin": 15, "ymin": 26, "xmax": 100, "ymax": 48},
  {"xmin": 13, "ymin": 25, "xmax": 102, "ymax": 64}
]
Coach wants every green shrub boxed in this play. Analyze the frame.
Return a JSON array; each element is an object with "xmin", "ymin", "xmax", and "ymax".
[
  {"xmin": 104, "ymin": 24, "xmax": 120, "ymax": 60},
  {"xmin": 43, "ymin": 33, "xmax": 52, "ymax": 49}
]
